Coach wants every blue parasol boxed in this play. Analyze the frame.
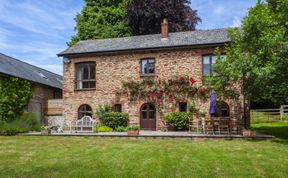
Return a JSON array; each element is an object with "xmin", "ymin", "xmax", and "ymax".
[{"xmin": 209, "ymin": 90, "xmax": 218, "ymax": 117}]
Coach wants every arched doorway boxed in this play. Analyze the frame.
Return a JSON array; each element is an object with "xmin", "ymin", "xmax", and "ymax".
[
  {"xmin": 217, "ymin": 101, "xmax": 230, "ymax": 117},
  {"xmin": 140, "ymin": 103, "xmax": 156, "ymax": 130}
]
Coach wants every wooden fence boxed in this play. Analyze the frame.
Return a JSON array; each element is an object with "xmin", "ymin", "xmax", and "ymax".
[
  {"xmin": 250, "ymin": 105, "xmax": 288, "ymax": 123},
  {"xmin": 45, "ymin": 99, "xmax": 63, "ymax": 116}
]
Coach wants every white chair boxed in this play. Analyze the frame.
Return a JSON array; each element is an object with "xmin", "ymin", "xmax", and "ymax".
[{"xmin": 70, "ymin": 116, "xmax": 97, "ymax": 132}]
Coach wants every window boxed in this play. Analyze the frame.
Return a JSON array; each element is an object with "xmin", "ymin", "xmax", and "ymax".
[
  {"xmin": 114, "ymin": 104, "xmax": 122, "ymax": 112},
  {"xmin": 141, "ymin": 58, "xmax": 155, "ymax": 75},
  {"xmin": 76, "ymin": 62, "xmax": 96, "ymax": 89},
  {"xmin": 202, "ymin": 55, "xmax": 225, "ymax": 76},
  {"xmin": 179, "ymin": 102, "xmax": 188, "ymax": 112},
  {"xmin": 141, "ymin": 103, "xmax": 156, "ymax": 120},
  {"xmin": 78, "ymin": 104, "xmax": 93, "ymax": 119}
]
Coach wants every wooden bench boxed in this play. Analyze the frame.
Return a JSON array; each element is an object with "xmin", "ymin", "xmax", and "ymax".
[{"xmin": 70, "ymin": 116, "xmax": 97, "ymax": 132}]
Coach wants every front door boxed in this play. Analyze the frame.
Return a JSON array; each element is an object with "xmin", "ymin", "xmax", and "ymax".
[{"xmin": 140, "ymin": 103, "xmax": 156, "ymax": 130}]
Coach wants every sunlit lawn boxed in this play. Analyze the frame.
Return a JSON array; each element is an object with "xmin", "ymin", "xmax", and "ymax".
[
  {"xmin": 0, "ymin": 133, "xmax": 288, "ymax": 178},
  {"xmin": 251, "ymin": 121, "xmax": 288, "ymax": 139}
]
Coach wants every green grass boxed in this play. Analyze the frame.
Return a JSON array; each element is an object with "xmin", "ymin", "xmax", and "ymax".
[
  {"xmin": 252, "ymin": 122, "xmax": 288, "ymax": 139},
  {"xmin": 0, "ymin": 136, "xmax": 288, "ymax": 178}
]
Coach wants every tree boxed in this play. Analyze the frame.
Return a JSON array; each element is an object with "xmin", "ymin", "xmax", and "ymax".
[
  {"xmin": 0, "ymin": 77, "xmax": 33, "ymax": 122},
  {"xmin": 69, "ymin": 0, "xmax": 132, "ymax": 46},
  {"xmin": 126, "ymin": 0, "xmax": 201, "ymax": 35},
  {"xmin": 210, "ymin": 0, "xmax": 288, "ymax": 127}
]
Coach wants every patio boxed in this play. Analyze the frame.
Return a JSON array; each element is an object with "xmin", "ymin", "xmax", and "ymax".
[{"xmin": 24, "ymin": 130, "xmax": 274, "ymax": 140}]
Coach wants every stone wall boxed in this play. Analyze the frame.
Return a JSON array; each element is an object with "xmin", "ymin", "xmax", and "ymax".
[
  {"xmin": 63, "ymin": 47, "xmax": 244, "ymax": 130},
  {"xmin": 28, "ymin": 84, "xmax": 62, "ymax": 121}
]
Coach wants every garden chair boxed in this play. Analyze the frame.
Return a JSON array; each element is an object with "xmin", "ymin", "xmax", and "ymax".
[
  {"xmin": 70, "ymin": 116, "xmax": 97, "ymax": 132},
  {"xmin": 218, "ymin": 117, "xmax": 230, "ymax": 134},
  {"xmin": 203, "ymin": 118, "xmax": 214, "ymax": 134},
  {"xmin": 189, "ymin": 117, "xmax": 203, "ymax": 133}
]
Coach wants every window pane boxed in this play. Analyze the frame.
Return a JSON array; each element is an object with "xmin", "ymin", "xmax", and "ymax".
[
  {"xmin": 211, "ymin": 56, "xmax": 217, "ymax": 74},
  {"xmin": 203, "ymin": 56, "xmax": 210, "ymax": 76},
  {"xmin": 83, "ymin": 65, "xmax": 89, "ymax": 79},
  {"xmin": 76, "ymin": 65, "xmax": 83, "ymax": 80},
  {"xmin": 89, "ymin": 81, "xmax": 96, "ymax": 88},
  {"xmin": 90, "ymin": 64, "xmax": 96, "ymax": 79},
  {"xmin": 82, "ymin": 81, "xmax": 89, "ymax": 88},
  {"xmin": 114, "ymin": 104, "xmax": 122, "ymax": 112},
  {"xmin": 149, "ymin": 111, "xmax": 155, "ymax": 119},
  {"xmin": 142, "ymin": 111, "xmax": 147, "ymax": 119},
  {"xmin": 211, "ymin": 56, "xmax": 216, "ymax": 64},
  {"xmin": 142, "ymin": 105, "xmax": 147, "ymax": 110},
  {"xmin": 141, "ymin": 60, "xmax": 148, "ymax": 74},
  {"xmin": 148, "ymin": 59, "xmax": 155, "ymax": 74}
]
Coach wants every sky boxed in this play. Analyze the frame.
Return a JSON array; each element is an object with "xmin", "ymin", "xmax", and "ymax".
[{"xmin": 0, "ymin": 0, "xmax": 257, "ymax": 75}]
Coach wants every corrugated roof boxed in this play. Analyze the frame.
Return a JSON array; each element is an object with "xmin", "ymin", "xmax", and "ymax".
[
  {"xmin": 58, "ymin": 28, "xmax": 229, "ymax": 56},
  {"xmin": 0, "ymin": 53, "xmax": 62, "ymax": 89}
]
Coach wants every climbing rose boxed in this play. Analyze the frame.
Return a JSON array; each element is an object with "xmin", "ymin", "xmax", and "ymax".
[{"xmin": 190, "ymin": 77, "xmax": 197, "ymax": 85}]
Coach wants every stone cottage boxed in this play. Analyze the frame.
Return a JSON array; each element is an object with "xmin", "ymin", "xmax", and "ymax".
[{"xmin": 58, "ymin": 20, "xmax": 244, "ymax": 131}]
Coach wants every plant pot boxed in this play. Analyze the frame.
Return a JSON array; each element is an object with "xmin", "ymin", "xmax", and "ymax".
[
  {"xmin": 242, "ymin": 130, "xmax": 256, "ymax": 137},
  {"xmin": 41, "ymin": 129, "xmax": 51, "ymax": 135},
  {"xmin": 128, "ymin": 130, "xmax": 139, "ymax": 135}
]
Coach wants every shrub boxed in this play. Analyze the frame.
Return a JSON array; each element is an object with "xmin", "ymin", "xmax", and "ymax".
[
  {"xmin": 96, "ymin": 125, "xmax": 113, "ymax": 132},
  {"xmin": 16, "ymin": 111, "xmax": 41, "ymax": 131},
  {"xmin": 96, "ymin": 104, "xmax": 112, "ymax": 118},
  {"xmin": 115, "ymin": 126, "xmax": 128, "ymax": 132},
  {"xmin": 164, "ymin": 112, "xmax": 192, "ymax": 130},
  {"xmin": 99, "ymin": 112, "xmax": 129, "ymax": 129},
  {"xmin": 128, "ymin": 124, "xmax": 140, "ymax": 131},
  {"xmin": 0, "ymin": 121, "xmax": 29, "ymax": 135}
]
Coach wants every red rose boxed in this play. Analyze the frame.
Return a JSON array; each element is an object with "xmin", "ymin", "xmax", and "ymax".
[{"xmin": 190, "ymin": 77, "xmax": 197, "ymax": 85}]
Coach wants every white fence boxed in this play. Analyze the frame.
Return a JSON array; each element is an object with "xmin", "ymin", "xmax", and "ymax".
[{"xmin": 250, "ymin": 105, "xmax": 288, "ymax": 123}]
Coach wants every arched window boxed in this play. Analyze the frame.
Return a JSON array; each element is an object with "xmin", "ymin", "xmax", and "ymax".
[
  {"xmin": 78, "ymin": 104, "xmax": 93, "ymax": 119},
  {"xmin": 217, "ymin": 101, "xmax": 229, "ymax": 117}
]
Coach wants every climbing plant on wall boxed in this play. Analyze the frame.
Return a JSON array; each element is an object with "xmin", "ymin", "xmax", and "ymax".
[
  {"xmin": 119, "ymin": 76, "xmax": 209, "ymax": 116},
  {"xmin": 0, "ymin": 77, "xmax": 33, "ymax": 122}
]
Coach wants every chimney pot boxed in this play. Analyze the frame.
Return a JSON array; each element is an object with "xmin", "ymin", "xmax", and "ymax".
[{"xmin": 161, "ymin": 18, "xmax": 168, "ymax": 38}]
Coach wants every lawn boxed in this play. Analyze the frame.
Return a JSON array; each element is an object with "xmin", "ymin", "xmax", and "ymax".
[
  {"xmin": 251, "ymin": 122, "xmax": 288, "ymax": 139},
  {"xmin": 0, "ymin": 135, "xmax": 288, "ymax": 178}
]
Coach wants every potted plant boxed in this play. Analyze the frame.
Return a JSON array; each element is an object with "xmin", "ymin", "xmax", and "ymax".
[
  {"xmin": 242, "ymin": 129, "xmax": 256, "ymax": 137},
  {"xmin": 41, "ymin": 126, "xmax": 51, "ymax": 135},
  {"xmin": 127, "ymin": 124, "xmax": 140, "ymax": 135}
]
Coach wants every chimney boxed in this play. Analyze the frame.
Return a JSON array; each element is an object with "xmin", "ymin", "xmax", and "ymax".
[{"xmin": 161, "ymin": 18, "xmax": 168, "ymax": 38}]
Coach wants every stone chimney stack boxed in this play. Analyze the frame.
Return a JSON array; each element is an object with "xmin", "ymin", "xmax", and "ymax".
[{"xmin": 161, "ymin": 18, "xmax": 168, "ymax": 38}]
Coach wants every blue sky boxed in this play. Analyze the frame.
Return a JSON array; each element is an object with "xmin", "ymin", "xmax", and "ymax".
[{"xmin": 0, "ymin": 0, "xmax": 256, "ymax": 75}]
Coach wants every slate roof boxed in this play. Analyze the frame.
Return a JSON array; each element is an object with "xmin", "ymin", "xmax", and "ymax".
[
  {"xmin": 58, "ymin": 28, "xmax": 229, "ymax": 56},
  {"xmin": 0, "ymin": 53, "xmax": 62, "ymax": 89}
]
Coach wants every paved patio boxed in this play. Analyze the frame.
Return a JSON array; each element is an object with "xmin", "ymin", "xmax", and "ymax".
[{"xmin": 24, "ymin": 130, "xmax": 274, "ymax": 140}]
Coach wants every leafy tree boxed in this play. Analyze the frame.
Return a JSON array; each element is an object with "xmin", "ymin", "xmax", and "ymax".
[
  {"xmin": 210, "ymin": 0, "xmax": 288, "ymax": 127},
  {"xmin": 0, "ymin": 77, "xmax": 33, "ymax": 122},
  {"xmin": 69, "ymin": 0, "xmax": 132, "ymax": 46},
  {"xmin": 126, "ymin": 0, "xmax": 201, "ymax": 35}
]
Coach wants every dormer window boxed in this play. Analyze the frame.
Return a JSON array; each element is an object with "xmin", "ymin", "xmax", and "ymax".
[
  {"xmin": 76, "ymin": 62, "xmax": 96, "ymax": 89},
  {"xmin": 140, "ymin": 58, "xmax": 155, "ymax": 76}
]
